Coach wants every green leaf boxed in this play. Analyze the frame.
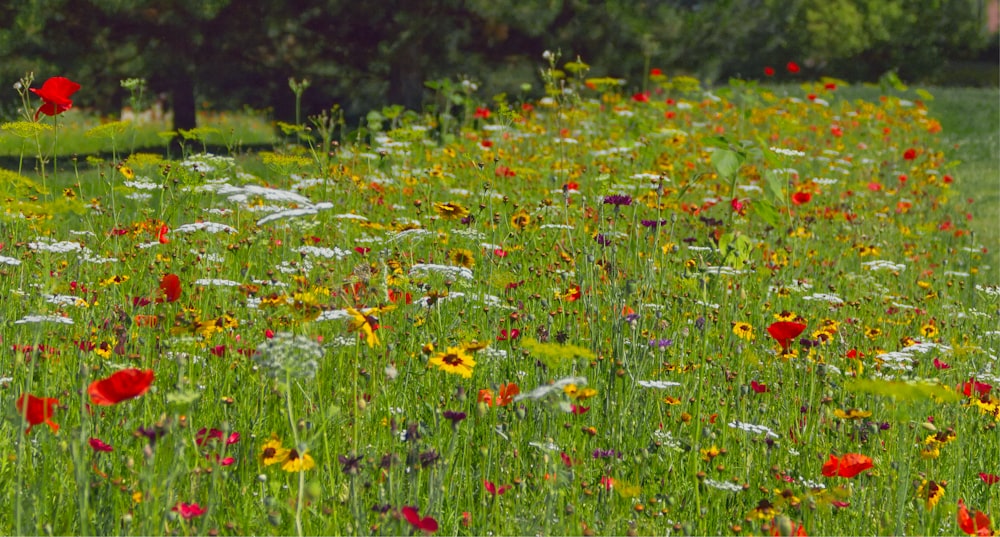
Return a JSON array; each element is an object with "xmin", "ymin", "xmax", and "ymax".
[
  {"xmin": 915, "ymin": 88, "xmax": 934, "ymax": 102},
  {"xmin": 845, "ymin": 379, "xmax": 960, "ymax": 403},
  {"xmin": 702, "ymin": 136, "xmax": 730, "ymax": 150},
  {"xmin": 754, "ymin": 199, "xmax": 781, "ymax": 229},
  {"xmin": 711, "ymin": 149, "xmax": 741, "ymax": 179},
  {"xmin": 764, "ymin": 170, "xmax": 785, "ymax": 203},
  {"xmin": 757, "ymin": 137, "xmax": 781, "ymax": 169}
]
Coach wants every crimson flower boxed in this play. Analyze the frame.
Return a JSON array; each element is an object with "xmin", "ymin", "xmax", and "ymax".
[
  {"xmin": 473, "ymin": 107, "xmax": 490, "ymax": 119},
  {"xmin": 172, "ymin": 502, "xmax": 206, "ymax": 520},
  {"xmin": 903, "ymin": 148, "xmax": 917, "ymax": 160},
  {"xmin": 484, "ymin": 479, "xmax": 512, "ymax": 496},
  {"xmin": 156, "ymin": 273, "xmax": 181, "ymax": 303},
  {"xmin": 821, "ymin": 453, "xmax": 872, "ymax": 478},
  {"xmin": 767, "ymin": 321, "xmax": 807, "ymax": 353},
  {"xmin": 932, "ymin": 357, "xmax": 951, "ymax": 370},
  {"xmin": 401, "ymin": 506, "xmax": 438, "ymax": 533},
  {"xmin": 764, "ymin": 66, "xmax": 775, "ymax": 76},
  {"xmin": 15, "ymin": 394, "xmax": 59, "ymax": 434},
  {"xmin": 632, "ymin": 91, "xmax": 650, "ymax": 103},
  {"xmin": 786, "ymin": 61, "xmax": 800, "ymax": 73},
  {"xmin": 88, "ymin": 369, "xmax": 154, "ymax": 406},
  {"xmin": 958, "ymin": 499, "xmax": 994, "ymax": 536},
  {"xmin": 157, "ymin": 224, "xmax": 170, "ymax": 244},
  {"xmin": 750, "ymin": 380, "xmax": 769, "ymax": 393},
  {"xmin": 30, "ymin": 77, "xmax": 81, "ymax": 121},
  {"xmin": 979, "ymin": 473, "xmax": 1000, "ymax": 485},
  {"xmin": 89, "ymin": 438, "xmax": 114, "ymax": 452},
  {"xmin": 960, "ymin": 378, "xmax": 992, "ymax": 398}
]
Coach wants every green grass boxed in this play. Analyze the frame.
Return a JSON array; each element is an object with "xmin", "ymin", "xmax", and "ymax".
[{"xmin": 0, "ymin": 75, "xmax": 998, "ymax": 536}]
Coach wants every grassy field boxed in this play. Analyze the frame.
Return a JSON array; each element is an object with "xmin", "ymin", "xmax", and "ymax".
[{"xmin": 0, "ymin": 74, "xmax": 998, "ymax": 536}]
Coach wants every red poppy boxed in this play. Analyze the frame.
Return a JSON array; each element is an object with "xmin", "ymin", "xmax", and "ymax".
[
  {"xmin": 791, "ymin": 192, "xmax": 812, "ymax": 205},
  {"xmin": 30, "ymin": 77, "xmax": 81, "ymax": 121},
  {"xmin": 89, "ymin": 438, "xmax": 114, "ymax": 452},
  {"xmin": 632, "ymin": 92, "xmax": 650, "ymax": 103},
  {"xmin": 767, "ymin": 322, "xmax": 807, "ymax": 353},
  {"xmin": 157, "ymin": 224, "xmax": 170, "ymax": 244},
  {"xmin": 401, "ymin": 506, "xmax": 438, "ymax": 533},
  {"xmin": 15, "ymin": 394, "xmax": 59, "ymax": 434},
  {"xmin": 88, "ymin": 369, "xmax": 154, "ymax": 406},
  {"xmin": 821, "ymin": 453, "xmax": 872, "ymax": 478},
  {"xmin": 958, "ymin": 499, "xmax": 994, "ymax": 536},
  {"xmin": 650, "ymin": 68, "xmax": 664, "ymax": 77},
  {"xmin": 903, "ymin": 148, "xmax": 917, "ymax": 160},
  {"xmin": 156, "ymin": 273, "xmax": 181, "ymax": 303},
  {"xmin": 172, "ymin": 502, "xmax": 206, "ymax": 520},
  {"xmin": 484, "ymin": 479, "xmax": 512, "ymax": 496},
  {"xmin": 473, "ymin": 107, "xmax": 490, "ymax": 119},
  {"xmin": 979, "ymin": 473, "xmax": 1000, "ymax": 485},
  {"xmin": 764, "ymin": 66, "xmax": 775, "ymax": 77},
  {"xmin": 932, "ymin": 357, "xmax": 951, "ymax": 369},
  {"xmin": 786, "ymin": 61, "xmax": 800, "ymax": 73},
  {"xmin": 960, "ymin": 378, "xmax": 992, "ymax": 398}
]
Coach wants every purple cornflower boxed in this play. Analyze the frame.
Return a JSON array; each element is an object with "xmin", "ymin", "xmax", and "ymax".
[
  {"xmin": 592, "ymin": 448, "xmax": 622, "ymax": 459},
  {"xmin": 595, "ymin": 233, "xmax": 612, "ymax": 246},
  {"xmin": 641, "ymin": 219, "xmax": 669, "ymax": 229},
  {"xmin": 443, "ymin": 410, "xmax": 467, "ymax": 430},
  {"xmin": 602, "ymin": 194, "xmax": 632, "ymax": 206},
  {"xmin": 649, "ymin": 338, "xmax": 673, "ymax": 349}
]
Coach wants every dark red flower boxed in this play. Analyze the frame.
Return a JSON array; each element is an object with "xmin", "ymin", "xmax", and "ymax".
[
  {"xmin": 632, "ymin": 91, "xmax": 650, "ymax": 103},
  {"xmin": 903, "ymin": 148, "xmax": 917, "ymax": 160},
  {"xmin": 401, "ymin": 506, "xmax": 438, "ymax": 533},
  {"xmin": 172, "ymin": 502, "xmax": 206, "ymax": 520},
  {"xmin": 88, "ymin": 369, "xmax": 154, "ymax": 406},
  {"xmin": 764, "ymin": 66, "xmax": 775, "ymax": 77},
  {"xmin": 484, "ymin": 479, "xmax": 512, "ymax": 496},
  {"xmin": 767, "ymin": 322, "xmax": 807, "ymax": 352},
  {"xmin": 750, "ymin": 380, "xmax": 769, "ymax": 393},
  {"xmin": 932, "ymin": 357, "xmax": 951, "ymax": 370},
  {"xmin": 474, "ymin": 107, "xmax": 490, "ymax": 119},
  {"xmin": 89, "ymin": 437, "xmax": 114, "ymax": 452},
  {"xmin": 30, "ymin": 77, "xmax": 81, "ymax": 121},
  {"xmin": 786, "ymin": 61, "xmax": 800, "ymax": 73},
  {"xmin": 157, "ymin": 224, "xmax": 170, "ymax": 244},
  {"xmin": 960, "ymin": 378, "xmax": 993, "ymax": 398},
  {"xmin": 157, "ymin": 273, "xmax": 181, "ymax": 303},
  {"xmin": 979, "ymin": 473, "xmax": 1000, "ymax": 485},
  {"xmin": 15, "ymin": 394, "xmax": 59, "ymax": 434}
]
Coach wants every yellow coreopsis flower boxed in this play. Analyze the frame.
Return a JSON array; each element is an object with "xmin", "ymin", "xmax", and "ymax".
[
  {"xmin": 346, "ymin": 305, "xmax": 396, "ymax": 347},
  {"xmin": 428, "ymin": 346, "xmax": 476, "ymax": 378},
  {"xmin": 260, "ymin": 435, "xmax": 289, "ymax": 466},
  {"xmin": 281, "ymin": 449, "xmax": 315, "ymax": 472}
]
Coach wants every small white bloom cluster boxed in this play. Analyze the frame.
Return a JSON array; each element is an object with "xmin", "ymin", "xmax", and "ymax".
[
  {"xmin": 173, "ymin": 222, "xmax": 237, "ymax": 234},
  {"xmin": 253, "ymin": 332, "xmax": 323, "ymax": 380},
  {"xmin": 728, "ymin": 420, "xmax": 779, "ymax": 439},
  {"xmin": 637, "ymin": 380, "xmax": 682, "ymax": 389},
  {"xmin": 0, "ymin": 256, "xmax": 21, "ymax": 266},
  {"xmin": 193, "ymin": 278, "xmax": 242, "ymax": 287},
  {"xmin": 802, "ymin": 293, "xmax": 844, "ymax": 304},
  {"xmin": 862, "ymin": 260, "xmax": 906, "ymax": 272},
  {"xmin": 298, "ymin": 246, "xmax": 351, "ymax": 260},
  {"xmin": 409, "ymin": 263, "xmax": 473, "ymax": 280},
  {"xmin": 15, "ymin": 314, "xmax": 74, "ymax": 325},
  {"xmin": 704, "ymin": 479, "xmax": 744, "ymax": 492},
  {"xmin": 770, "ymin": 147, "xmax": 806, "ymax": 157},
  {"xmin": 28, "ymin": 240, "xmax": 82, "ymax": 253}
]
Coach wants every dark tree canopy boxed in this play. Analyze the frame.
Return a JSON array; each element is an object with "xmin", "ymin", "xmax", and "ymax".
[{"xmin": 1, "ymin": 0, "xmax": 994, "ymax": 130}]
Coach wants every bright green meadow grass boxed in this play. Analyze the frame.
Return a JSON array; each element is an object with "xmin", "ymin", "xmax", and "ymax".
[{"xmin": 0, "ymin": 75, "xmax": 998, "ymax": 536}]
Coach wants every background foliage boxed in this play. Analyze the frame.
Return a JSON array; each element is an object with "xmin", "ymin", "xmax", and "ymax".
[{"xmin": 0, "ymin": 0, "xmax": 996, "ymax": 127}]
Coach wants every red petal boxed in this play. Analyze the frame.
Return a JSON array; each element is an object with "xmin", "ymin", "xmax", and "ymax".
[
  {"xmin": 768, "ymin": 322, "xmax": 807, "ymax": 351},
  {"xmin": 88, "ymin": 369, "xmax": 154, "ymax": 406},
  {"xmin": 157, "ymin": 273, "xmax": 182, "ymax": 303},
  {"xmin": 979, "ymin": 473, "xmax": 1000, "ymax": 485},
  {"xmin": 33, "ymin": 77, "xmax": 81, "ymax": 103}
]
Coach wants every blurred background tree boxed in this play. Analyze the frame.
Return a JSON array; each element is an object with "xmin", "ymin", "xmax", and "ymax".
[{"xmin": 0, "ymin": 0, "xmax": 995, "ymax": 130}]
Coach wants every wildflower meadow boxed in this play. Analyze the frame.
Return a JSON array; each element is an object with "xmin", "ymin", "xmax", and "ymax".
[{"xmin": 1, "ymin": 57, "xmax": 998, "ymax": 537}]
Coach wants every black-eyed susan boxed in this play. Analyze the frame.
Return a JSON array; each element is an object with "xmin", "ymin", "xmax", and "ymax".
[
  {"xmin": 917, "ymin": 480, "xmax": 946, "ymax": 510},
  {"xmin": 428, "ymin": 346, "xmax": 476, "ymax": 378},
  {"xmin": 281, "ymin": 449, "xmax": 315, "ymax": 472},
  {"xmin": 732, "ymin": 321, "xmax": 755, "ymax": 341},
  {"xmin": 447, "ymin": 248, "xmax": 475, "ymax": 268},
  {"xmin": 433, "ymin": 201, "xmax": 469, "ymax": 220},
  {"xmin": 260, "ymin": 434, "xmax": 289, "ymax": 466},
  {"xmin": 510, "ymin": 209, "xmax": 531, "ymax": 230}
]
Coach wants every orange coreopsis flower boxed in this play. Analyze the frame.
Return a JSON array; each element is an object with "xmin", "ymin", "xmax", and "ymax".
[
  {"xmin": 821, "ymin": 453, "xmax": 872, "ymax": 478},
  {"xmin": 496, "ymin": 383, "xmax": 519, "ymax": 406},
  {"xmin": 88, "ymin": 369, "xmax": 154, "ymax": 405},
  {"xmin": 15, "ymin": 394, "xmax": 59, "ymax": 434},
  {"xmin": 958, "ymin": 499, "xmax": 995, "ymax": 536}
]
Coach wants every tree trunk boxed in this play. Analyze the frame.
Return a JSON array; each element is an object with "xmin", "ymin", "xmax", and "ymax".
[{"xmin": 171, "ymin": 69, "xmax": 197, "ymax": 151}]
